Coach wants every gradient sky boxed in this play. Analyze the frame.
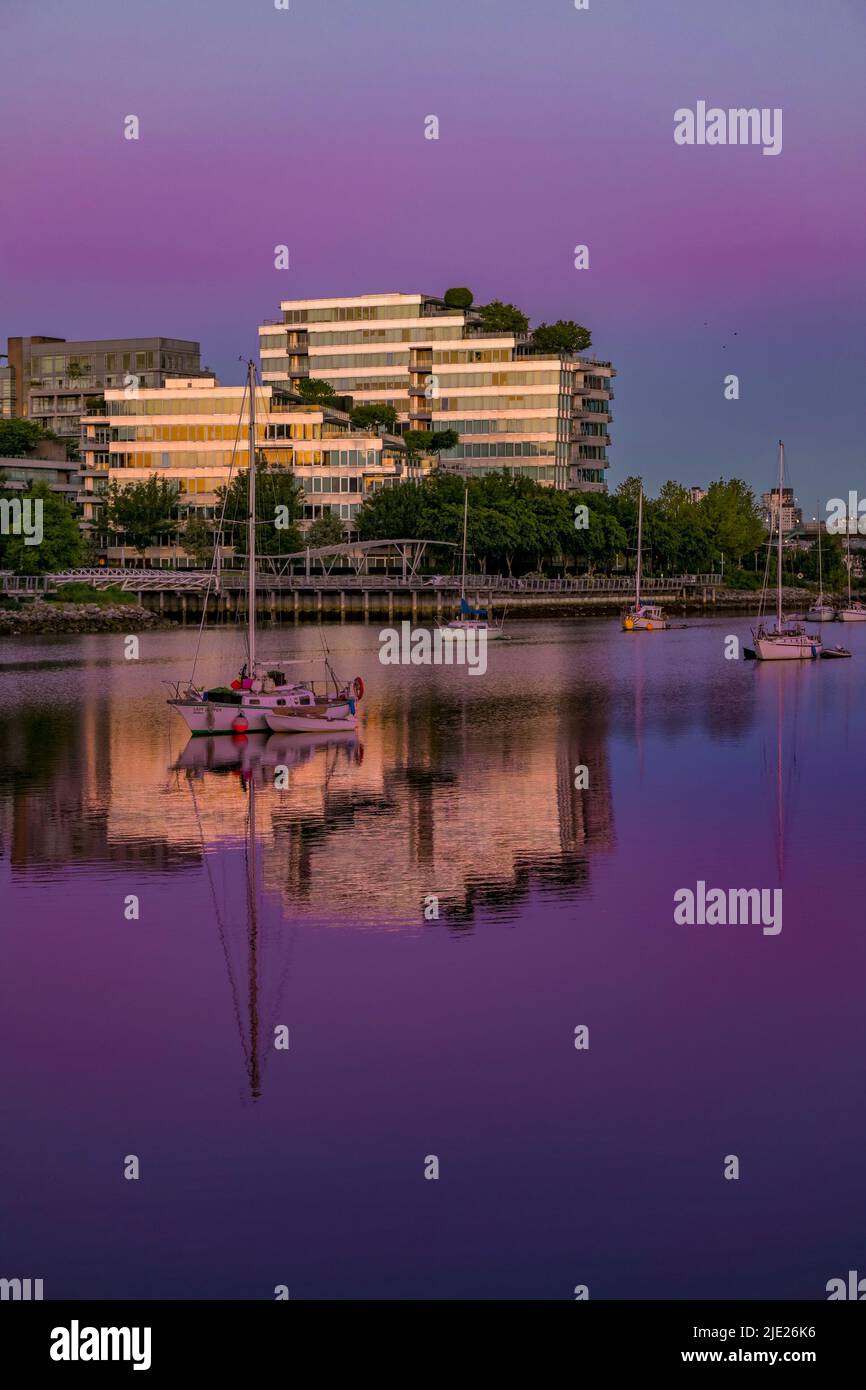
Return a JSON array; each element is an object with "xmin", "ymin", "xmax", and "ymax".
[{"xmin": 1, "ymin": 0, "xmax": 864, "ymax": 502}]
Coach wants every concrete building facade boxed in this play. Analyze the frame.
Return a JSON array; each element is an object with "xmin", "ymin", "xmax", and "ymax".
[
  {"xmin": 1, "ymin": 334, "xmax": 205, "ymax": 447},
  {"xmin": 258, "ymin": 293, "xmax": 615, "ymax": 491},
  {"xmin": 80, "ymin": 376, "xmax": 408, "ymax": 565}
]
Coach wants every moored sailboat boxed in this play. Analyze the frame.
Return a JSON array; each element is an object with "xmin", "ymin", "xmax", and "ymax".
[
  {"xmin": 752, "ymin": 442, "xmax": 821, "ymax": 660},
  {"xmin": 621, "ymin": 484, "xmax": 669, "ymax": 631},
  {"xmin": 167, "ymin": 360, "xmax": 363, "ymax": 733},
  {"xmin": 807, "ymin": 502, "xmax": 835, "ymax": 621},
  {"xmin": 835, "ymin": 522, "xmax": 866, "ymax": 621},
  {"xmin": 438, "ymin": 485, "xmax": 508, "ymax": 638}
]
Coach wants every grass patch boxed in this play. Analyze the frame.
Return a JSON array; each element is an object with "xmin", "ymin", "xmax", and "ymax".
[{"xmin": 46, "ymin": 583, "xmax": 137, "ymax": 606}]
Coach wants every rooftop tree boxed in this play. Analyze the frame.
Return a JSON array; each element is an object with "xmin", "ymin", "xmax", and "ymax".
[
  {"xmin": 443, "ymin": 287, "xmax": 474, "ymax": 309},
  {"xmin": 532, "ymin": 320, "xmax": 592, "ymax": 355},
  {"xmin": 475, "ymin": 300, "xmax": 530, "ymax": 334}
]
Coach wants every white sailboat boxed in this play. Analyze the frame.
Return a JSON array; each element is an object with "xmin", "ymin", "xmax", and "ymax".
[
  {"xmin": 835, "ymin": 522, "xmax": 866, "ymax": 621},
  {"xmin": 751, "ymin": 442, "xmax": 821, "ymax": 660},
  {"xmin": 621, "ymin": 484, "xmax": 668, "ymax": 630},
  {"xmin": 439, "ymin": 485, "xmax": 507, "ymax": 638},
  {"xmin": 807, "ymin": 504, "xmax": 835, "ymax": 621},
  {"xmin": 167, "ymin": 360, "xmax": 363, "ymax": 734}
]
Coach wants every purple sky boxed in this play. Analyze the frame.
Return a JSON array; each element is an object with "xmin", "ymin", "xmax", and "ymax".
[{"xmin": 1, "ymin": 0, "xmax": 864, "ymax": 500}]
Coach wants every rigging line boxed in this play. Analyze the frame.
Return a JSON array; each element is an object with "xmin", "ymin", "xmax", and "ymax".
[{"xmin": 189, "ymin": 374, "xmax": 251, "ymax": 687}]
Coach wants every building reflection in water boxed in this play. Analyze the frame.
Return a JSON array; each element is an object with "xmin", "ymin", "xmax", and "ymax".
[{"xmin": 0, "ymin": 677, "xmax": 616, "ymax": 928}]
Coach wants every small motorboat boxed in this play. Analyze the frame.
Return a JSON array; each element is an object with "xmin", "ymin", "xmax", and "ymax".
[{"xmin": 820, "ymin": 645, "xmax": 852, "ymax": 659}]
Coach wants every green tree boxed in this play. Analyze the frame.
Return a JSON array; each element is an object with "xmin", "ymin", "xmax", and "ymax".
[
  {"xmin": 104, "ymin": 475, "xmax": 179, "ymax": 556},
  {"xmin": 355, "ymin": 477, "xmax": 429, "ymax": 541},
  {"xmin": 181, "ymin": 513, "xmax": 214, "ymax": 566},
  {"xmin": 349, "ymin": 402, "xmax": 399, "ymax": 433},
  {"xmin": 306, "ymin": 510, "xmax": 346, "ymax": 549},
  {"xmin": 532, "ymin": 320, "xmax": 592, "ymax": 355},
  {"xmin": 297, "ymin": 378, "xmax": 336, "ymax": 404},
  {"xmin": 217, "ymin": 461, "xmax": 305, "ymax": 558},
  {"xmin": 700, "ymin": 478, "xmax": 765, "ymax": 568},
  {"xmin": 475, "ymin": 300, "xmax": 530, "ymax": 334},
  {"xmin": 4, "ymin": 481, "xmax": 83, "ymax": 574},
  {"xmin": 0, "ymin": 418, "xmax": 51, "ymax": 457},
  {"xmin": 443, "ymin": 287, "xmax": 474, "ymax": 309},
  {"xmin": 615, "ymin": 475, "xmax": 644, "ymax": 504}
]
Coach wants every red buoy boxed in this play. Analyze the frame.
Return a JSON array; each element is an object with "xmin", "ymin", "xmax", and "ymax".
[{"xmin": 232, "ymin": 715, "xmax": 249, "ymax": 733}]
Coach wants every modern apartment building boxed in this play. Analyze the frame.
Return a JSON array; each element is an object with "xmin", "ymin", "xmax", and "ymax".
[
  {"xmin": 258, "ymin": 293, "xmax": 615, "ymax": 491},
  {"xmin": 80, "ymin": 376, "xmax": 408, "ymax": 563},
  {"xmin": 1, "ymin": 335, "xmax": 204, "ymax": 446}
]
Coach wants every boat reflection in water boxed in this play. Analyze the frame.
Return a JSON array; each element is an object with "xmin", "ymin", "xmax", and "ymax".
[{"xmin": 171, "ymin": 729, "xmax": 361, "ymax": 1101}]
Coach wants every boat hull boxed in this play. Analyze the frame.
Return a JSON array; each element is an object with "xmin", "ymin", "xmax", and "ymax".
[
  {"xmin": 807, "ymin": 607, "xmax": 835, "ymax": 621},
  {"xmin": 836, "ymin": 609, "xmax": 866, "ymax": 622},
  {"xmin": 169, "ymin": 694, "xmax": 354, "ymax": 735},
  {"xmin": 265, "ymin": 709, "xmax": 358, "ymax": 733},
  {"xmin": 753, "ymin": 636, "xmax": 819, "ymax": 660},
  {"xmin": 169, "ymin": 699, "xmax": 268, "ymax": 734}
]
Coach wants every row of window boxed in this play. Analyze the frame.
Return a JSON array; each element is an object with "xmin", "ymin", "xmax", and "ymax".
[
  {"xmin": 282, "ymin": 304, "xmax": 424, "ymax": 323},
  {"xmin": 577, "ymin": 446, "xmax": 608, "ymax": 460},
  {"xmin": 264, "ymin": 423, "xmax": 346, "ymax": 440},
  {"xmin": 432, "ymin": 416, "xmax": 558, "ymax": 434},
  {"xmin": 442, "ymin": 441, "xmax": 558, "ymax": 459},
  {"xmin": 431, "ymin": 349, "xmax": 512, "ymax": 365},
  {"xmin": 304, "ymin": 475, "xmax": 362, "ymax": 493},
  {"xmin": 573, "ymin": 468, "xmax": 606, "ymax": 483},
  {"xmin": 112, "ymin": 424, "xmax": 242, "ymax": 442},
  {"xmin": 306, "ymin": 324, "xmax": 462, "ymax": 347},
  {"xmin": 584, "ymin": 398, "xmax": 610, "ymax": 413},
  {"xmin": 107, "ymin": 397, "xmax": 244, "ymax": 415},
  {"xmin": 435, "ymin": 394, "xmax": 561, "ymax": 412},
  {"xmin": 308, "ymin": 351, "xmax": 412, "ymax": 370},
  {"xmin": 297, "ymin": 377, "xmax": 407, "ymax": 394},
  {"xmin": 581, "ymin": 423, "xmax": 609, "ymax": 437},
  {"xmin": 459, "ymin": 464, "xmax": 558, "ymax": 482},
  {"xmin": 428, "ymin": 370, "xmax": 560, "ymax": 388}
]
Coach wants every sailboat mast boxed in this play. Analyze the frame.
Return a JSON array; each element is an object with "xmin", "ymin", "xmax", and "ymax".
[
  {"xmin": 460, "ymin": 484, "xmax": 468, "ymax": 601},
  {"xmin": 635, "ymin": 486, "xmax": 643, "ymax": 608},
  {"xmin": 248, "ymin": 360, "xmax": 257, "ymax": 671},
  {"xmin": 816, "ymin": 497, "xmax": 823, "ymax": 596},
  {"xmin": 847, "ymin": 519, "xmax": 853, "ymax": 604},
  {"xmin": 776, "ymin": 441, "xmax": 783, "ymax": 628}
]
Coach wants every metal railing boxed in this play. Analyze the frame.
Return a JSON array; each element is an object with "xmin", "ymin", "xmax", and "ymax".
[{"xmin": 26, "ymin": 569, "xmax": 723, "ymax": 596}]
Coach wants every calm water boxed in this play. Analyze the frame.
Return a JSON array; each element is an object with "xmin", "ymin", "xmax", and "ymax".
[{"xmin": 2, "ymin": 616, "xmax": 865, "ymax": 1300}]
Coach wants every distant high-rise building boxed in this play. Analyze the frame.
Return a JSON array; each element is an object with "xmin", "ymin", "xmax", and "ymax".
[
  {"xmin": 761, "ymin": 486, "xmax": 801, "ymax": 533},
  {"xmin": 688, "ymin": 485, "xmax": 707, "ymax": 503},
  {"xmin": 258, "ymin": 292, "xmax": 615, "ymax": 491}
]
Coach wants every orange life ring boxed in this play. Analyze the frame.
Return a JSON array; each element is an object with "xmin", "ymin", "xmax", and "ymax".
[{"xmin": 353, "ymin": 676, "xmax": 364, "ymax": 701}]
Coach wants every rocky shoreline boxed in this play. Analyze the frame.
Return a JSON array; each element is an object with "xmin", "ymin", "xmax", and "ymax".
[{"xmin": 0, "ymin": 601, "xmax": 177, "ymax": 636}]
